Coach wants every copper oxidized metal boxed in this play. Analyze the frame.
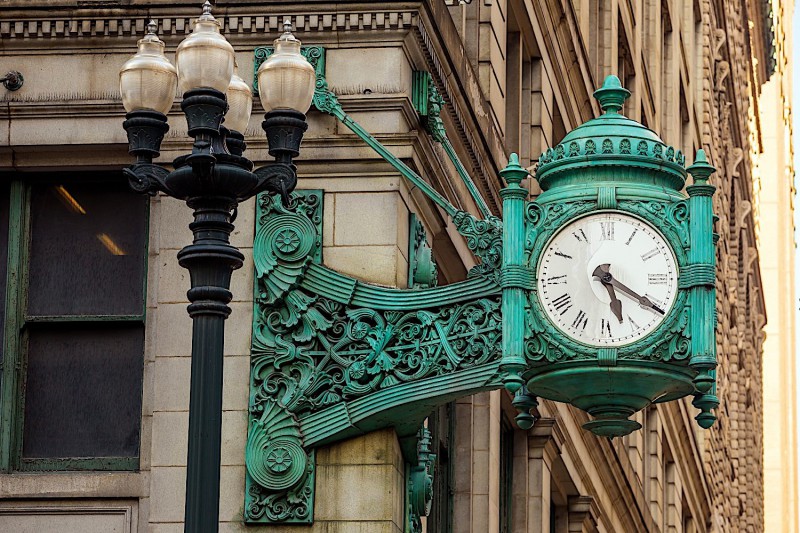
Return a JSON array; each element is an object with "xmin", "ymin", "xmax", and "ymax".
[{"xmin": 246, "ymin": 71, "xmax": 718, "ymax": 524}]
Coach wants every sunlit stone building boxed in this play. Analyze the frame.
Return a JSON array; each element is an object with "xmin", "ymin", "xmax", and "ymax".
[
  {"xmin": 755, "ymin": 1, "xmax": 799, "ymax": 531},
  {"xmin": 0, "ymin": 0, "xmax": 782, "ymax": 531}
]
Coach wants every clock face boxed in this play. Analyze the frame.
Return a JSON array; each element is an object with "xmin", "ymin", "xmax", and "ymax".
[{"xmin": 536, "ymin": 212, "xmax": 679, "ymax": 347}]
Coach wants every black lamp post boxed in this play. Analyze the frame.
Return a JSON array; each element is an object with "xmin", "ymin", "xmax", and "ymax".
[{"xmin": 119, "ymin": 5, "xmax": 316, "ymax": 532}]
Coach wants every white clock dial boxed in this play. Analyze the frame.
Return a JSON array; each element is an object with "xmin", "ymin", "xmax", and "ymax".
[{"xmin": 536, "ymin": 212, "xmax": 679, "ymax": 347}]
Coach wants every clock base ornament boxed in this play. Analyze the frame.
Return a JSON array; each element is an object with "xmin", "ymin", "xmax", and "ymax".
[{"xmin": 526, "ymin": 363, "xmax": 696, "ymax": 437}]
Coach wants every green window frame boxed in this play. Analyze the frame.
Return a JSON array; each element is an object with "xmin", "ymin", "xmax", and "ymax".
[{"xmin": 0, "ymin": 173, "xmax": 148, "ymax": 472}]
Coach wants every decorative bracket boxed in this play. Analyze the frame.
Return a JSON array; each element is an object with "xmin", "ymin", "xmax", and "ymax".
[
  {"xmin": 244, "ymin": 61, "xmax": 720, "ymax": 525},
  {"xmin": 406, "ymin": 427, "xmax": 436, "ymax": 533},
  {"xmin": 408, "ymin": 214, "xmax": 438, "ymax": 289},
  {"xmin": 412, "ymin": 71, "xmax": 494, "ymax": 218}
]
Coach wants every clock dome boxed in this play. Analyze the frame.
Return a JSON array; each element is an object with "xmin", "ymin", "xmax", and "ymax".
[{"xmin": 535, "ymin": 75, "xmax": 687, "ymax": 192}]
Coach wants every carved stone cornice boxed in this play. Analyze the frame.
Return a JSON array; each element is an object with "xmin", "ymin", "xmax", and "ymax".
[{"xmin": 0, "ymin": 10, "xmax": 418, "ymax": 41}]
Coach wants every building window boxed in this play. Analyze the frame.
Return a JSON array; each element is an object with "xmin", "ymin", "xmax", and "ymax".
[
  {"xmin": 0, "ymin": 175, "xmax": 148, "ymax": 471},
  {"xmin": 427, "ymin": 402, "xmax": 454, "ymax": 532},
  {"xmin": 499, "ymin": 415, "xmax": 514, "ymax": 533},
  {"xmin": 0, "ymin": 182, "xmax": 9, "ymax": 355}
]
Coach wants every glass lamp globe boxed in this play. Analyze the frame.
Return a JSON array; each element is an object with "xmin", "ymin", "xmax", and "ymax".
[
  {"xmin": 119, "ymin": 21, "xmax": 177, "ymax": 115},
  {"xmin": 225, "ymin": 64, "xmax": 253, "ymax": 133},
  {"xmin": 174, "ymin": 1, "xmax": 235, "ymax": 95},
  {"xmin": 256, "ymin": 21, "xmax": 316, "ymax": 114}
]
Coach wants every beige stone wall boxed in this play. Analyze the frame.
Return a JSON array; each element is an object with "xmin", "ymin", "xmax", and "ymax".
[{"xmin": 757, "ymin": 1, "xmax": 798, "ymax": 531}]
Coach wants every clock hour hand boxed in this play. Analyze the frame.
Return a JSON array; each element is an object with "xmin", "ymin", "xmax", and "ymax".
[
  {"xmin": 591, "ymin": 264, "xmax": 623, "ymax": 323},
  {"xmin": 593, "ymin": 264, "xmax": 665, "ymax": 315}
]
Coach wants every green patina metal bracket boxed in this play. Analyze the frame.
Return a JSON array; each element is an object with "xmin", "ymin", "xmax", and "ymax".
[
  {"xmin": 245, "ymin": 53, "xmax": 719, "ymax": 525},
  {"xmin": 253, "ymin": 45, "xmax": 326, "ymax": 95},
  {"xmin": 408, "ymin": 214, "xmax": 438, "ymax": 289},
  {"xmin": 406, "ymin": 427, "xmax": 436, "ymax": 533},
  {"xmin": 247, "ymin": 186, "xmax": 504, "ymax": 522},
  {"xmin": 412, "ymin": 71, "xmax": 493, "ymax": 218}
]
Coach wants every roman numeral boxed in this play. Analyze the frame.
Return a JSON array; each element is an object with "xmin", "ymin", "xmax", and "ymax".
[
  {"xmin": 628, "ymin": 315, "xmax": 641, "ymax": 331},
  {"xmin": 600, "ymin": 318, "xmax": 612, "ymax": 338},
  {"xmin": 625, "ymin": 229, "xmax": 638, "ymax": 245},
  {"xmin": 546, "ymin": 275, "xmax": 567, "ymax": 285},
  {"xmin": 572, "ymin": 229, "xmax": 589, "ymax": 243},
  {"xmin": 554, "ymin": 250, "xmax": 573, "ymax": 259},
  {"xmin": 600, "ymin": 221, "xmax": 615, "ymax": 240},
  {"xmin": 552, "ymin": 293, "xmax": 572, "ymax": 315},
  {"xmin": 641, "ymin": 248, "xmax": 659, "ymax": 261},
  {"xmin": 648, "ymin": 273, "xmax": 668, "ymax": 285},
  {"xmin": 571, "ymin": 310, "xmax": 588, "ymax": 330}
]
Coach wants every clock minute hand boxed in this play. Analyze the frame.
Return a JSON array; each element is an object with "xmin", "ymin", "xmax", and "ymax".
[
  {"xmin": 591, "ymin": 264, "xmax": 623, "ymax": 323},
  {"xmin": 605, "ymin": 274, "xmax": 666, "ymax": 315}
]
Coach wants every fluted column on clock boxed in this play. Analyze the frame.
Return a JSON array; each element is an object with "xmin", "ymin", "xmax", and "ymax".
[
  {"xmin": 686, "ymin": 149, "xmax": 719, "ymax": 428},
  {"xmin": 499, "ymin": 154, "xmax": 531, "ymax": 393}
]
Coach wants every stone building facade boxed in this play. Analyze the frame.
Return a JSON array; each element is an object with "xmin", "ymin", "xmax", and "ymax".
[
  {"xmin": 0, "ymin": 0, "xmax": 777, "ymax": 532},
  {"xmin": 756, "ymin": 1, "xmax": 798, "ymax": 531}
]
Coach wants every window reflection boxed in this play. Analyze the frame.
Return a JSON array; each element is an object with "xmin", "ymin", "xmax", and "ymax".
[
  {"xmin": 53, "ymin": 185, "xmax": 87, "ymax": 215},
  {"xmin": 96, "ymin": 233, "xmax": 127, "ymax": 256},
  {"xmin": 28, "ymin": 182, "xmax": 146, "ymax": 316}
]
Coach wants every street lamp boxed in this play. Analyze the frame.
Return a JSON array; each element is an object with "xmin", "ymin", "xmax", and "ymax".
[{"xmin": 119, "ymin": 4, "xmax": 316, "ymax": 531}]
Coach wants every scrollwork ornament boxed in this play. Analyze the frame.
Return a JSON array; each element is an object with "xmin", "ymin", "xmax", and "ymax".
[
  {"xmin": 123, "ymin": 164, "xmax": 172, "ymax": 196},
  {"xmin": 524, "ymin": 201, "xmax": 594, "ymax": 260},
  {"xmin": 407, "ymin": 428, "xmax": 436, "ymax": 533},
  {"xmin": 245, "ymin": 399, "xmax": 315, "ymax": 524},
  {"xmin": 452, "ymin": 211, "xmax": 503, "ymax": 277}
]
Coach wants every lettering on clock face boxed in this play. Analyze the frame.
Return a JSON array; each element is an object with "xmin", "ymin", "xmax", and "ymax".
[{"xmin": 536, "ymin": 212, "xmax": 679, "ymax": 347}]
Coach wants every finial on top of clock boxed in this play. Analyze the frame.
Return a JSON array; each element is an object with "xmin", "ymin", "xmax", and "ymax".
[
  {"xmin": 686, "ymin": 149, "xmax": 716, "ymax": 184},
  {"xmin": 593, "ymin": 75, "xmax": 631, "ymax": 114},
  {"xmin": 500, "ymin": 153, "xmax": 529, "ymax": 186}
]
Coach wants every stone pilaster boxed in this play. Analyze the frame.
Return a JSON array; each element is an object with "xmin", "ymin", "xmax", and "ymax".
[{"xmin": 526, "ymin": 419, "xmax": 564, "ymax": 533}]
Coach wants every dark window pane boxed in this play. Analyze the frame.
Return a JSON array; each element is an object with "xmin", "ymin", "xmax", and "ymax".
[
  {"xmin": 27, "ymin": 181, "xmax": 147, "ymax": 316},
  {"xmin": 499, "ymin": 417, "xmax": 514, "ymax": 533},
  {"xmin": 0, "ymin": 183, "xmax": 9, "ymax": 349},
  {"xmin": 428, "ymin": 403, "xmax": 454, "ymax": 533},
  {"xmin": 22, "ymin": 325, "xmax": 144, "ymax": 459}
]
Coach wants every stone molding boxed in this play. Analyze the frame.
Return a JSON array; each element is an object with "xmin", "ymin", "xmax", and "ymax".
[
  {"xmin": 0, "ymin": 11, "xmax": 417, "ymax": 41},
  {"xmin": 527, "ymin": 418, "xmax": 564, "ymax": 465},
  {"xmin": 567, "ymin": 495, "xmax": 600, "ymax": 533}
]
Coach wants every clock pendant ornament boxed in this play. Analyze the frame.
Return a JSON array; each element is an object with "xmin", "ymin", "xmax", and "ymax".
[{"xmin": 523, "ymin": 75, "xmax": 719, "ymax": 437}]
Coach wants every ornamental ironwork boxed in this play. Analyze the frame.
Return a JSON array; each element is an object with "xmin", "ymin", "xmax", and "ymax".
[{"xmin": 246, "ymin": 65, "xmax": 718, "ymax": 526}]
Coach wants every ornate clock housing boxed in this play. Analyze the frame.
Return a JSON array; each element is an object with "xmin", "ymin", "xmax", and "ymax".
[
  {"xmin": 522, "ymin": 75, "xmax": 719, "ymax": 438},
  {"xmin": 537, "ymin": 212, "xmax": 679, "ymax": 347}
]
